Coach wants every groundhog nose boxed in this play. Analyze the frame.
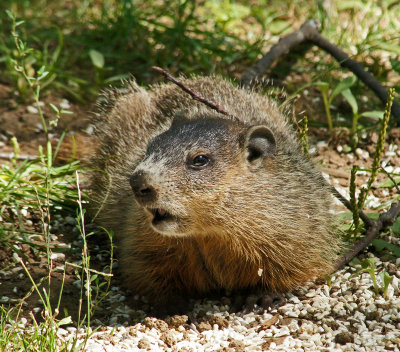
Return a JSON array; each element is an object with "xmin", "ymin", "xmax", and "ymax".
[{"xmin": 129, "ymin": 171, "xmax": 157, "ymax": 203}]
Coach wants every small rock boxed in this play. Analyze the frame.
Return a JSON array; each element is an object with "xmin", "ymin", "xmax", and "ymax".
[
  {"xmin": 137, "ymin": 337, "xmax": 151, "ymax": 350},
  {"xmin": 60, "ymin": 99, "xmax": 71, "ymax": 109},
  {"xmin": 165, "ymin": 314, "xmax": 188, "ymax": 328},
  {"xmin": 335, "ymin": 331, "xmax": 354, "ymax": 345},
  {"xmin": 228, "ymin": 339, "xmax": 245, "ymax": 351},
  {"xmin": 0, "ymin": 296, "xmax": 9, "ymax": 303},
  {"xmin": 209, "ymin": 315, "xmax": 229, "ymax": 329},
  {"xmin": 64, "ymin": 216, "xmax": 76, "ymax": 225},
  {"xmin": 160, "ymin": 331, "xmax": 176, "ymax": 347},
  {"xmin": 197, "ymin": 321, "xmax": 212, "ymax": 332},
  {"xmin": 50, "ymin": 253, "xmax": 65, "ymax": 261},
  {"xmin": 387, "ymin": 263, "xmax": 397, "ymax": 275},
  {"xmin": 27, "ymin": 105, "xmax": 39, "ymax": 114},
  {"xmin": 143, "ymin": 317, "xmax": 168, "ymax": 332}
]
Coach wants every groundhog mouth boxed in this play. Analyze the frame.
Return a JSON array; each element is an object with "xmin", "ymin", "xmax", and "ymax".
[{"xmin": 147, "ymin": 208, "xmax": 177, "ymax": 225}]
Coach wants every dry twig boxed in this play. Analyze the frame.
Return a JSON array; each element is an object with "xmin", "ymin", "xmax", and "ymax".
[
  {"xmin": 334, "ymin": 202, "xmax": 400, "ymax": 270},
  {"xmin": 152, "ymin": 66, "xmax": 235, "ymax": 118},
  {"xmin": 241, "ymin": 19, "xmax": 400, "ymax": 122}
]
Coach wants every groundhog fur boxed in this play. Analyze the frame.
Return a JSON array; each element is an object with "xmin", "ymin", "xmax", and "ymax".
[{"xmin": 90, "ymin": 76, "xmax": 341, "ymax": 304}]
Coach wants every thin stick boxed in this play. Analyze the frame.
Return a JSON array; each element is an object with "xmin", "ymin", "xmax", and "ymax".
[
  {"xmin": 152, "ymin": 66, "xmax": 234, "ymax": 117},
  {"xmin": 380, "ymin": 167, "xmax": 400, "ymax": 194},
  {"xmin": 328, "ymin": 184, "xmax": 373, "ymax": 227},
  {"xmin": 333, "ymin": 201, "xmax": 400, "ymax": 270}
]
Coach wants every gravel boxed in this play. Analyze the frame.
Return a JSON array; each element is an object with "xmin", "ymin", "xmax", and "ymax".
[
  {"xmin": 2, "ymin": 209, "xmax": 400, "ymax": 351},
  {"xmin": 28, "ymin": 252, "xmax": 398, "ymax": 352}
]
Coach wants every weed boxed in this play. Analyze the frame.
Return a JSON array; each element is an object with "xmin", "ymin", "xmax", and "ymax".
[
  {"xmin": 341, "ymin": 86, "xmax": 384, "ymax": 148},
  {"xmin": 357, "ymin": 89, "xmax": 394, "ymax": 209},
  {"xmin": 314, "ymin": 76, "xmax": 357, "ymax": 132},
  {"xmin": 352, "ymin": 258, "xmax": 394, "ymax": 298},
  {"xmin": 0, "ymin": 11, "xmax": 113, "ymax": 351},
  {"xmin": 344, "ymin": 89, "xmax": 399, "ymax": 296},
  {"xmin": 299, "ymin": 115, "xmax": 309, "ymax": 155},
  {"xmin": 345, "ymin": 88, "xmax": 394, "ymax": 233}
]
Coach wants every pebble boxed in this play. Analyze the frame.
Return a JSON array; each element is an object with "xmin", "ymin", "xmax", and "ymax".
[
  {"xmin": 27, "ymin": 105, "xmax": 39, "ymax": 114},
  {"xmin": 64, "ymin": 216, "xmax": 76, "ymax": 225},
  {"xmin": 2, "ymin": 232, "xmax": 400, "ymax": 352},
  {"xmin": 0, "ymin": 296, "xmax": 10, "ymax": 303},
  {"xmin": 60, "ymin": 99, "xmax": 71, "ymax": 110},
  {"xmin": 50, "ymin": 252, "xmax": 65, "ymax": 261},
  {"xmin": 14, "ymin": 261, "xmax": 388, "ymax": 352}
]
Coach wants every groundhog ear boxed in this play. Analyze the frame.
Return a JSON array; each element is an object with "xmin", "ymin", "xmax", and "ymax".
[{"xmin": 244, "ymin": 125, "xmax": 276, "ymax": 165}]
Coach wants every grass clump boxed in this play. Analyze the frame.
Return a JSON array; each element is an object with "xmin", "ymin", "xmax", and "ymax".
[{"xmin": 1, "ymin": 11, "xmax": 113, "ymax": 351}]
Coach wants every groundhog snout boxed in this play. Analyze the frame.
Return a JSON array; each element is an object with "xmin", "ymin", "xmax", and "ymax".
[{"xmin": 129, "ymin": 171, "xmax": 157, "ymax": 204}]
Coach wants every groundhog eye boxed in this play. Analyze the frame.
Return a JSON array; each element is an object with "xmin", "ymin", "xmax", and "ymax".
[{"xmin": 190, "ymin": 155, "xmax": 209, "ymax": 168}]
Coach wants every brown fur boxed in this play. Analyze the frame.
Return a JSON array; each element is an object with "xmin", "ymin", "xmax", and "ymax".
[{"xmin": 90, "ymin": 76, "xmax": 341, "ymax": 301}]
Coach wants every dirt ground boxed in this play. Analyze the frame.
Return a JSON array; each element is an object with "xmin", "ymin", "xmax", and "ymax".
[{"xmin": 0, "ymin": 80, "xmax": 399, "ymax": 325}]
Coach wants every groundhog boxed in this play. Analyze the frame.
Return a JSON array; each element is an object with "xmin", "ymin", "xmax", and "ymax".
[{"xmin": 90, "ymin": 76, "xmax": 341, "ymax": 303}]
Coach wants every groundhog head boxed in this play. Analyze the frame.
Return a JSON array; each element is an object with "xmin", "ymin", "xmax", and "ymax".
[{"xmin": 129, "ymin": 115, "xmax": 276, "ymax": 237}]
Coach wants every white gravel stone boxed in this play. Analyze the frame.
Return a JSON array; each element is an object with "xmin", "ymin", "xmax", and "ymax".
[
  {"xmin": 27, "ymin": 105, "xmax": 39, "ymax": 114},
  {"xmin": 3, "ymin": 241, "xmax": 400, "ymax": 352}
]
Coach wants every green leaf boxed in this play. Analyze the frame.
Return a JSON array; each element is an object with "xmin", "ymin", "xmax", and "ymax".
[
  {"xmin": 49, "ymin": 103, "xmax": 59, "ymax": 113},
  {"xmin": 361, "ymin": 257, "xmax": 375, "ymax": 269},
  {"xmin": 60, "ymin": 109, "xmax": 73, "ymax": 115},
  {"xmin": 350, "ymin": 257, "xmax": 361, "ymax": 266},
  {"xmin": 381, "ymin": 271, "xmax": 394, "ymax": 298},
  {"xmin": 377, "ymin": 42, "xmax": 400, "ymax": 55},
  {"xmin": 89, "ymin": 49, "xmax": 105, "ymax": 69},
  {"xmin": 391, "ymin": 218, "xmax": 400, "ymax": 234},
  {"xmin": 334, "ymin": 212, "xmax": 353, "ymax": 222},
  {"xmin": 331, "ymin": 76, "xmax": 357, "ymax": 101},
  {"xmin": 372, "ymin": 239, "xmax": 400, "ymax": 257},
  {"xmin": 58, "ymin": 316, "xmax": 73, "ymax": 326},
  {"xmin": 269, "ymin": 20, "xmax": 290, "ymax": 35},
  {"xmin": 37, "ymin": 71, "xmax": 49, "ymax": 81},
  {"xmin": 6, "ymin": 10, "xmax": 14, "ymax": 20},
  {"xmin": 391, "ymin": 58, "xmax": 400, "ymax": 73},
  {"xmin": 365, "ymin": 212, "xmax": 380, "ymax": 220},
  {"xmin": 341, "ymin": 88, "xmax": 358, "ymax": 115},
  {"xmin": 378, "ymin": 176, "xmax": 400, "ymax": 188},
  {"xmin": 342, "ymin": 144, "xmax": 352, "ymax": 153},
  {"xmin": 360, "ymin": 110, "xmax": 384, "ymax": 119},
  {"xmin": 336, "ymin": 0, "xmax": 366, "ymax": 10},
  {"xmin": 314, "ymin": 81, "xmax": 329, "ymax": 95},
  {"xmin": 104, "ymin": 73, "xmax": 131, "ymax": 84}
]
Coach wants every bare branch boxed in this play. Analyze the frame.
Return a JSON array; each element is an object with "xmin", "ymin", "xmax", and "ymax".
[
  {"xmin": 333, "ymin": 201, "xmax": 400, "ymax": 270},
  {"xmin": 152, "ymin": 66, "xmax": 234, "ymax": 118},
  {"xmin": 241, "ymin": 20, "xmax": 320, "ymax": 88},
  {"xmin": 241, "ymin": 20, "xmax": 400, "ymax": 122}
]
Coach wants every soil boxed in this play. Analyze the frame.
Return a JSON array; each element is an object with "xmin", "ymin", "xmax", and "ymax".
[{"xmin": 0, "ymin": 80, "xmax": 399, "ymax": 326}]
